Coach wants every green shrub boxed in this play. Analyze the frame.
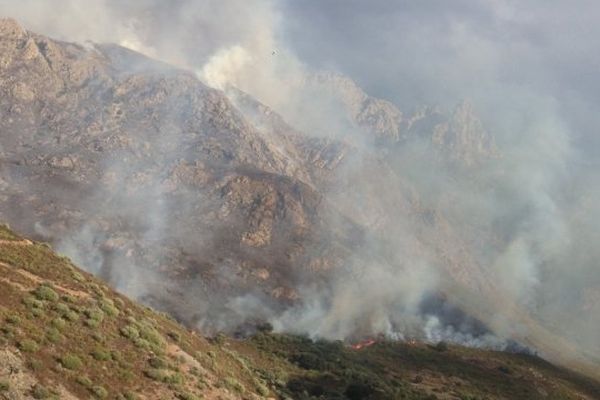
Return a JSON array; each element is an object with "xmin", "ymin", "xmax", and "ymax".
[
  {"xmin": 224, "ymin": 377, "xmax": 245, "ymax": 393},
  {"xmin": 53, "ymin": 302, "xmax": 70, "ymax": 315},
  {"xmin": 144, "ymin": 368, "xmax": 168, "ymax": 382},
  {"xmin": 91, "ymin": 347, "xmax": 111, "ymax": 361},
  {"xmin": 60, "ymin": 354, "xmax": 83, "ymax": 370},
  {"xmin": 177, "ymin": 392, "xmax": 200, "ymax": 400},
  {"xmin": 51, "ymin": 317, "xmax": 67, "ymax": 331},
  {"xmin": 148, "ymin": 357, "xmax": 168, "ymax": 369},
  {"xmin": 5, "ymin": 314, "xmax": 21, "ymax": 324},
  {"xmin": 76, "ymin": 375, "xmax": 92, "ymax": 388},
  {"xmin": 116, "ymin": 392, "xmax": 138, "ymax": 400},
  {"xmin": 138, "ymin": 324, "xmax": 164, "ymax": 347},
  {"xmin": 168, "ymin": 331, "xmax": 181, "ymax": 342},
  {"xmin": 30, "ymin": 308, "xmax": 44, "ymax": 318},
  {"xmin": 34, "ymin": 285, "xmax": 59, "ymax": 302},
  {"xmin": 27, "ymin": 359, "xmax": 43, "ymax": 371},
  {"xmin": 99, "ymin": 300, "xmax": 119, "ymax": 317},
  {"xmin": 64, "ymin": 310, "xmax": 79, "ymax": 322},
  {"xmin": 0, "ymin": 380, "xmax": 9, "ymax": 391},
  {"xmin": 91, "ymin": 385, "xmax": 108, "ymax": 399},
  {"xmin": 120, "ymin": 325, "xmax": 139, "ymax": 340},
  {"xmin": 19, "ymin": 339, "xmax": 39, "ymax": 353},
  {"xmin": 46, "ymin": 327, "xmax": 62, "ymax": 343},
  {"xmin": 31, "ymin": 384, "xmax": 50, "ymax": 399},
  {"xmin": 23, "ymin": 296, "xmax": 44, "ymax": 309}
]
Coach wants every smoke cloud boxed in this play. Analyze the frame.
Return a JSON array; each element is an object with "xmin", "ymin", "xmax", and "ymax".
[{"xmin": 1, "ymin": 0, "xmax": 599, "ymax": 374}]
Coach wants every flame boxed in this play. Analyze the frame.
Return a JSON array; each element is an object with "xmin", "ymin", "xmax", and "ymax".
[{"xmin": 350, "ymin": 339, "xmax": 376, "ymax": 350}]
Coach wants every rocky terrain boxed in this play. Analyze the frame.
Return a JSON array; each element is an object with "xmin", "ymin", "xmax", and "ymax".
[
  {"xmin": 0, "ymin": 17, "xmax": 598, "ymax": 382},
  {"xmin": 1, "ymin": 224, "xmax": 599, "ymax": 400}
]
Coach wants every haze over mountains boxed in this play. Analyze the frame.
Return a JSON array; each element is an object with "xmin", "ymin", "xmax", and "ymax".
[{"xmin": 0, "ymin": 0, "xmax": 599, "ymax": 381}]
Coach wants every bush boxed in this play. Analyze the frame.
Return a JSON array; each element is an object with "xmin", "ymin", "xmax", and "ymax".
[
  {"xmin": 0, "ymin": 380, "xmax": 9, "ymax": 391},
  {"xmin": 60, "ymin": 354, "xmax": 83, "ymax": 370},
  {"xmin": 177, "ymin": 392, "xmax": 200, "ymax": 400},
  {"xmin": 19, "ymin": 339, "xmax": 39, "ymax": 353},
  {"xmin": 148, "ymin": 357, "xmax": 168, "ymax": 369},
  {"xmin": 51, "ymin": 317, "xmax": 67, "ymax": 331},
  {"xmin": 31, "ymin": 384, "xmax": 50, "ymax": 399},
  {"xmin": 224, "ymin": 377, "xmax": 245, "ymax": 393},
  {"xmin": 91, "ymin": 347, "xmax": 111, "ymax": 361},
  {"xmin": 100, "ymin": 301, "xmax": 119, "ymax": 317},
  {"xmin": 167, "ymin": 331, "xmax": 181, "ymax": 342},
  {"xmin": 23, "ymin": 296, "xmax": 44, "ymax": 309},
  {"xmin": 27, "ymin": 359, "xmax": 43, "ymax": 371},
  {"xmin": 5, "ymin": 314, "xmax": 21, "ymax": 324},
  {"xmin": 46, "ymin": 327, "xmax": 62, "ymax": 343},
  {"xmin": 120, "ymin": 325, "xmax": 139, "ymax": 340},
  {"xmin": 34, "ymin": 285, "xmax": 59, "ymax": 302},
  {"xmin": 144, "ymin": 368, "xmax": 168, "ymax": 382},
  {"xmin": 76, "ymin": 375, "xmax": 92, "ymax": 388},
  {"xmin": 138, "ymin": 324, "xmax": 165, "ymax": 347},
  {"xmin": 91, "ymin": 385, "xmax": 108, "ymax": 399},
  {"xmin": 64, "ymin": 310, "xmax": 79, "ymax": 322}
]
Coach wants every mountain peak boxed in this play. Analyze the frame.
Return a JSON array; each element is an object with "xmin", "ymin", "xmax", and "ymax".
[{"xmin": 0, "ymin": 18, "xmax": 25, "ymax": 40}]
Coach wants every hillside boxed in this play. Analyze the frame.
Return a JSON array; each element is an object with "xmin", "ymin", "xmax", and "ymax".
[{"xmin": 1, "ymin": 224, "xmax": 599, "ymax": 400}]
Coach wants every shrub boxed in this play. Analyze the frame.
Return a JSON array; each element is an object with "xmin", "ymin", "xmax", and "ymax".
[
  {"xmin": 91, "ymin": 347, "xmax": 111, "ymax": 361},
  {"xmin": 0, "ymin": 380, "xmax": 9, "ymax": 391},
  {"xmin": 30, "ymin": 308, "xmax": 44, "ymax": 318},
  {"xmin": 120, "ymin": 325, "xmax": 139, "ymax": 340},
  {"xmin": 46, "ymin": 327, "xmax": 62, "ymax": 343},
  {"xmin": 51, "ymin": 317, "xmax": 67, "ymax": 331},
  {"xmin": 101, "ymin": 302, "xmax": 119, "ymax": 317},
  {"xmin": 144, "ymin": 368, "xmax": 168, "ymax": 382},
  {"xmin": 76, "ymin": 375, "xmax": 92, "ymax": 388},
  {"xmin": 84, "ymin": 307, "xmax": 104, "ymax": 327},
  {"xmin": 116, "ymin": 392, "xmax": 137, "ymax": 400},
  {"xmin": 91, "ymin": 385, "xmax": 108, "ymax": 399},
  {"xmin": 5, "ymin": 314, "xmax": 21, "ymax": 324},
  {"xmin": 177, "ymin": 392, "xmax": 200, "ymax": 400},
  {"xmin": 23, "ymin": 296, "xmax": 44, "ymax": 309},
  {"xmin": 167, "ymin": 331, "xmax": 181, "ymax": 342},
  {"xmin": 224, "ymin": 377, "xmax": 245, "ymax": 393},
  {"xmin": 34, "ymin": 285, "xmax": 59, "ymax": 302},
  {"xmin": 148, "ymin": 357, "xmax": 168, "ymax": 369},
  {"xmin": 31, "ymin": 384, "xmax": 50, "ymax": 399},
  {"xmin": 60, "ymin": 354, "xmax": 83, "ymax": 370},
  {"xmin": 19, "ymin": 339, "xmax": 39, "ymax": 353},
  {"xmin": 138, "ymin": 324, "xmax": 164, "ymax": 347},
  {"xmin": 64, "ymin": 310, "xmax": 79, "ymax": 322},
  {"xmin": 27, "ymin": 359, "xmax": 43, "ymax": 371},
  {"xmin": 53, "ymin": 302, "xmax": 70, "ymax": 315}
]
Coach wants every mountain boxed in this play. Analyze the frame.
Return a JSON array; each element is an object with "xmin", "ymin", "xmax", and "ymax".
[
  {"xmin": 1, "ymin": 224, "xmax": 599, "ymax": 400},
  {"xmin": 0, "ymin": 17, "xmax": 598, "ymax": 383}
]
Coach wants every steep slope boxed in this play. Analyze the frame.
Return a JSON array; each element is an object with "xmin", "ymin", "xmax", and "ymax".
[{"xmin": 1, "ymin": 224, "xmax": 599, "ymax": 400}]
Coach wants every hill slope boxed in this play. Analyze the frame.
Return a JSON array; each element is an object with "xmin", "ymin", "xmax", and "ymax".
[{"xmin": 1, "ymin": 224, "xmax": 599, "ymax": 400}]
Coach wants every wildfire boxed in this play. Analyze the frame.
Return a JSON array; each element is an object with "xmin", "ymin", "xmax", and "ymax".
[{"xmin": 350, "ymin": 339, "xmax": 377, "ymax": 350}]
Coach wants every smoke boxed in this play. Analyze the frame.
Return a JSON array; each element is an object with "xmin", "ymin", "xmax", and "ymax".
[{"xmin": 1, "ymin": 0, "xmax": 599, "ymax": 372}]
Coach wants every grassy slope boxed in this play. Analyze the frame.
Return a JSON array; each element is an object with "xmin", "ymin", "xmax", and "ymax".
[{"xmin": 0, "ymin": 224, "xmax": 598, "ymax": 400}]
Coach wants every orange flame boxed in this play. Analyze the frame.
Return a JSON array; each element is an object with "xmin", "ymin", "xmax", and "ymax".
[{"xmin": 350, "ymin": 339, "xmax": 376, "ymax": 350}]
